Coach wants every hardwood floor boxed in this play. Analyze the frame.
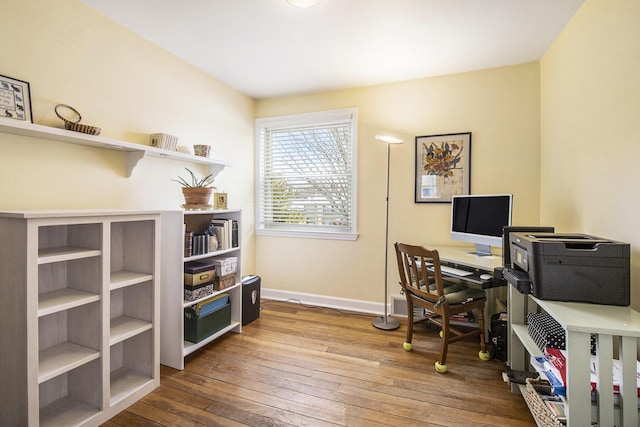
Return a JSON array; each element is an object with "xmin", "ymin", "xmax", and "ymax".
[{"xmin": 104, "ymin": 300, "xmax": 535, "ymax": 426}]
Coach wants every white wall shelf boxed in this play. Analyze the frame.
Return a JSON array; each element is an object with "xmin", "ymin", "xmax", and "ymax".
[{"xmin": 0, "ymin": 120, "xmax": 231, "ymax": 178}]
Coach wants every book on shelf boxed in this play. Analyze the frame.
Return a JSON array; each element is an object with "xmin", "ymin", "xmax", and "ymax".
[
  {"xmin": 210, "ymin": 219, "xmax": 230, "ymax": 250},
  {"xmin": 210, "ymin": 218, "xmax": 238, "ymax": 250},
  {"xmin": 231, "ymin": 219, "xmax": 238, "ymax": 248},
  {"xmin": 189, "ymin": 234, "xmax": 209, "ymax": 256},
  {"xmin": 184, "ymin": 231, "xmax": 193, "ymax": 258}
]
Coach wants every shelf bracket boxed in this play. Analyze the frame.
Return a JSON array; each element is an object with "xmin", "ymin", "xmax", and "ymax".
[
  {"xmin": 125, "ymin": 151, "xmax": 147, "ymax": 177},
  {"xmin": 209, "ymin": 163, "xmax": 226, "ymax": 179}
]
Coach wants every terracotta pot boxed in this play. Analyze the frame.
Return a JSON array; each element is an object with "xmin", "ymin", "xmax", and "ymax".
[{"xmin": 182, "ymin": 187, "xmax": 213, "ymax": 205}]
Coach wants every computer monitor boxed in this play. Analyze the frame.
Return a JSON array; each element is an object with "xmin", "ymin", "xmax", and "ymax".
[{"xmin": 450, "ymin": 194, "xmax": 513, "ymax": 256}]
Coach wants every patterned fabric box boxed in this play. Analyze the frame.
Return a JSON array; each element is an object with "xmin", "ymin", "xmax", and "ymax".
[
  {"xmin": 528, "ymin": 312, "xmax": 597, "ymax": 354},
  {"xmin": 214, "ymin": 273, "xmax": 236, "ymax": 291},
  {"xmin": 527, "ymin": 313, "xmax": 565, "ymax": 351},
  {"xmin": 184, "ymin": 282, "xmax": 214, "ymax": 301}
]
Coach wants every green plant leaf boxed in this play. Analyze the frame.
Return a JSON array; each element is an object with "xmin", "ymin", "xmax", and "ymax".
[{"xmin": 172, "ymin": 168, "xmax": 216, "ymax": 188}]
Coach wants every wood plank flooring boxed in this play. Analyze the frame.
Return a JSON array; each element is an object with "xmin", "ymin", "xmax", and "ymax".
[{"xmin": 104, "ymin": 300, "xmax": 535, "ymax": 426}]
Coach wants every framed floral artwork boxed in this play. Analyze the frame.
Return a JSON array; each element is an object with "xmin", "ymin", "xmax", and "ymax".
[{"xmin": 415, "ymin": 132, "xmax": 471, "ymax": 203}]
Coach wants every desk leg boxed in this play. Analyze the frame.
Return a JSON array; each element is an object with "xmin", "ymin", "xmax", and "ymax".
[
  {"xmin": 507, "ymin": 284, "xmax": 526, "ymax": 393},
  {"xmin": 483, "ymin": 286, "xmax": 505, "ymax": 340}
]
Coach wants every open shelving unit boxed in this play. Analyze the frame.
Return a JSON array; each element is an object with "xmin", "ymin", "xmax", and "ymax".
[
  {"xmin": 160, "ymin": 209, "xmax": 242, "ymax": 370},
  {"xmin": 0, "ymin": 119, "xmax": 231, "ymax": 177},
  {"xmin": 508, "ymin": 285, "xmax": 640, "ymax": 426},
  {"xmin": 0, "ymin": 210, "xmax": 161, "ymax": 426}
]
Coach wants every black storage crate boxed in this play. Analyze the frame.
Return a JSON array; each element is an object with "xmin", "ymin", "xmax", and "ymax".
[{"xmin": 184, "ymin": 300, "xmax": 231, "ymax": 343}]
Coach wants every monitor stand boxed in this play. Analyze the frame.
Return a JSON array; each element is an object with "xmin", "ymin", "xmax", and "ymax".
[{"xmin": 468, "ymin": 243, "xmax": 493, "ymax": 257}]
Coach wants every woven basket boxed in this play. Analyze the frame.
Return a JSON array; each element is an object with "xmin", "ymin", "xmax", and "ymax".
[
  {"xmin": 524, "ymin": 378, "xmax": 565, "ymax": 427},
  {"xmin": 55, "ymin": 104, "xmax": 101, "ymax": 136}
]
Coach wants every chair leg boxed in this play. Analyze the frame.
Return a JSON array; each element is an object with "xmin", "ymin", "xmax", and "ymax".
[
  {"xmin": 403, "ymin": 298, "xmax": 414, "ymax": 352},
  {"xmin": 435, "ymin": 317, "xmax": 450, "ymax": 373}
]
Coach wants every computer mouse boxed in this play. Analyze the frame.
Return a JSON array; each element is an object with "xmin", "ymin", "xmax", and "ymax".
[{"xmin": 480, "ymin": 273, "xmax": 493, "ymax": 280}]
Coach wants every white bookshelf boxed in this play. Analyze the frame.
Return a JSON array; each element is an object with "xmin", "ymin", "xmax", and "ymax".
[
  {"xmin": 160, "ymin": 209, "xmax": 242, "ymax": 370},
  {"xmin": 0, "ymin": 210, "xmax": 161, "ymax": 426}
]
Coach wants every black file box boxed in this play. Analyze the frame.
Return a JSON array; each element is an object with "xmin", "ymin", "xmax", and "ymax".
[{"xmin": 242, "ymin": 275, "xmax": 261, "ymax": 325}]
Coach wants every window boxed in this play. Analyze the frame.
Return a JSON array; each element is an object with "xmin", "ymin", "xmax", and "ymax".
[{"xmin": 256, "ymin": 108, "xmax": 358, "ymax": 240}]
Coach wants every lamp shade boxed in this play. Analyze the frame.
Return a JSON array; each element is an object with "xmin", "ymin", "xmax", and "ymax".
[
  {"xmin": 375, "ymin": 134, "xmax": 404, "ymax": 144},
  {"xmin": 287, "ymin": 0, "xmax": 323, "ymax": 8}
]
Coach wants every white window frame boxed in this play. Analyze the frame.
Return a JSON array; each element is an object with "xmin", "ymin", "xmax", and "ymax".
[{"xmin": 255, "ymin": 108, "xmax": 358, "ymax": 240}]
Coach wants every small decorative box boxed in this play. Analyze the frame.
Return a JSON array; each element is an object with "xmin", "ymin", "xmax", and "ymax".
[
  {"xmin": 184, "ymin": 282, "xmax": 214, "ymax": 301},
  {"xmin": 214, "ymin": 273, "xmax": 236, "ymax": 291},
  {"xmin": 212, "ymin": 257, "xmax": 238, "ymax": 276},
  {"xmin": 149, "ymin": 133, "xmax": 178, "ymax": 151},
  {"xmin": 184, "ymin": 261, "xmax": 216, "ymax": 286}
]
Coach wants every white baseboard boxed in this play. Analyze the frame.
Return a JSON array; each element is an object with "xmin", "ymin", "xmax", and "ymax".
[{"xmin": 261, "ymin": 288, "xmax": 402, "ymax": 316}]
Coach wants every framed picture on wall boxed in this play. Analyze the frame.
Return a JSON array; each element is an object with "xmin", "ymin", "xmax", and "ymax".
[
  {"xmin": 415, "ymin": 132, "xmax": 471, "ymax": 203},
  {"xmin": 0, "ymin": 75, "xmax": 32, "ymax": 123}
]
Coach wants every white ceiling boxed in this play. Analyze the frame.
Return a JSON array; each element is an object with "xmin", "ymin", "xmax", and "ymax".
[{"xmin": 81, "ymin": 0, "xmax": 584, "ymax": 100}]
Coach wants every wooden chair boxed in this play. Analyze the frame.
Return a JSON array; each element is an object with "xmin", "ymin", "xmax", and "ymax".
[{"xmin": 394, "ymin": 242, "xmax": 489, "ymax": 373}]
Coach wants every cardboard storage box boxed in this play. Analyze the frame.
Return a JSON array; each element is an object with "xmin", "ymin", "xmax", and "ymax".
[
  {"xmin": 214, "ymin": 273, "xmax": 236, "ymax": 291},
  {"xmin": 184, "ymin": 260, "xmax": 216, "ymax": 286},
  {"xmin": 184, "ymin": 282, "xmax": 214, "ymax": 301},
  {"xmin": 212, "ymin": 257, "xmax": 237, "ymax": 276},
  {"xmin": 184, "ymin": 293, "xmax": 231, "ymax": 343}
]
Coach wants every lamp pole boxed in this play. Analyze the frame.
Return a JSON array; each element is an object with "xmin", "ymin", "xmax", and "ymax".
[{"xmin": 373, "ymin": 135, "xmax": 402, "ymax": 330}]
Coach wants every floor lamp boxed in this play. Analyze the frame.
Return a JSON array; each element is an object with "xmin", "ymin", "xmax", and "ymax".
[{"xmin": 372, "ymin": 134, "xmax": 403, "ymax": 331}]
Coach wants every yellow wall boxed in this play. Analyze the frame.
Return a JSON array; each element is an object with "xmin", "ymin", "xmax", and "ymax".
[
  {"xmin": 256, "ymin": 64, "xmax": 541, "ymax": 305},
  {"xmin": 540, "ymin": 0, "xmax": 640, "ymax": 307},
  {"xmin": 1, "ymin": 1, "xmax": 257, "ymax": 274},
  {"xmin": 10, "ymin": 0, "xmax": 634, "ymax": 312}
]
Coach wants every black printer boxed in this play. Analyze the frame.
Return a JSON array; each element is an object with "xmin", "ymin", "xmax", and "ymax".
[{"xmin": 506, "ymin": 232, "xmax": 630, "ymax": 306}]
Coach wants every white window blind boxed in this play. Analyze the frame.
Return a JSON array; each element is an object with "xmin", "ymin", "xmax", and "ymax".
[{"xmin": 256, "ymin": 108, "xmax": 358, "ymax": 240}]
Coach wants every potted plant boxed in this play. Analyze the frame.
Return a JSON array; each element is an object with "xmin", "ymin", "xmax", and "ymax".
[{"xmin": 173, "ymin": 168, "xmax": 216, "ymax": 206}]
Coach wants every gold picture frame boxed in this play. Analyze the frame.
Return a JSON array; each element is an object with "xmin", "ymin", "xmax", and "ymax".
[{"xmin": 214, "ymin": 192, "xmax": 228, "ymax": 210}]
